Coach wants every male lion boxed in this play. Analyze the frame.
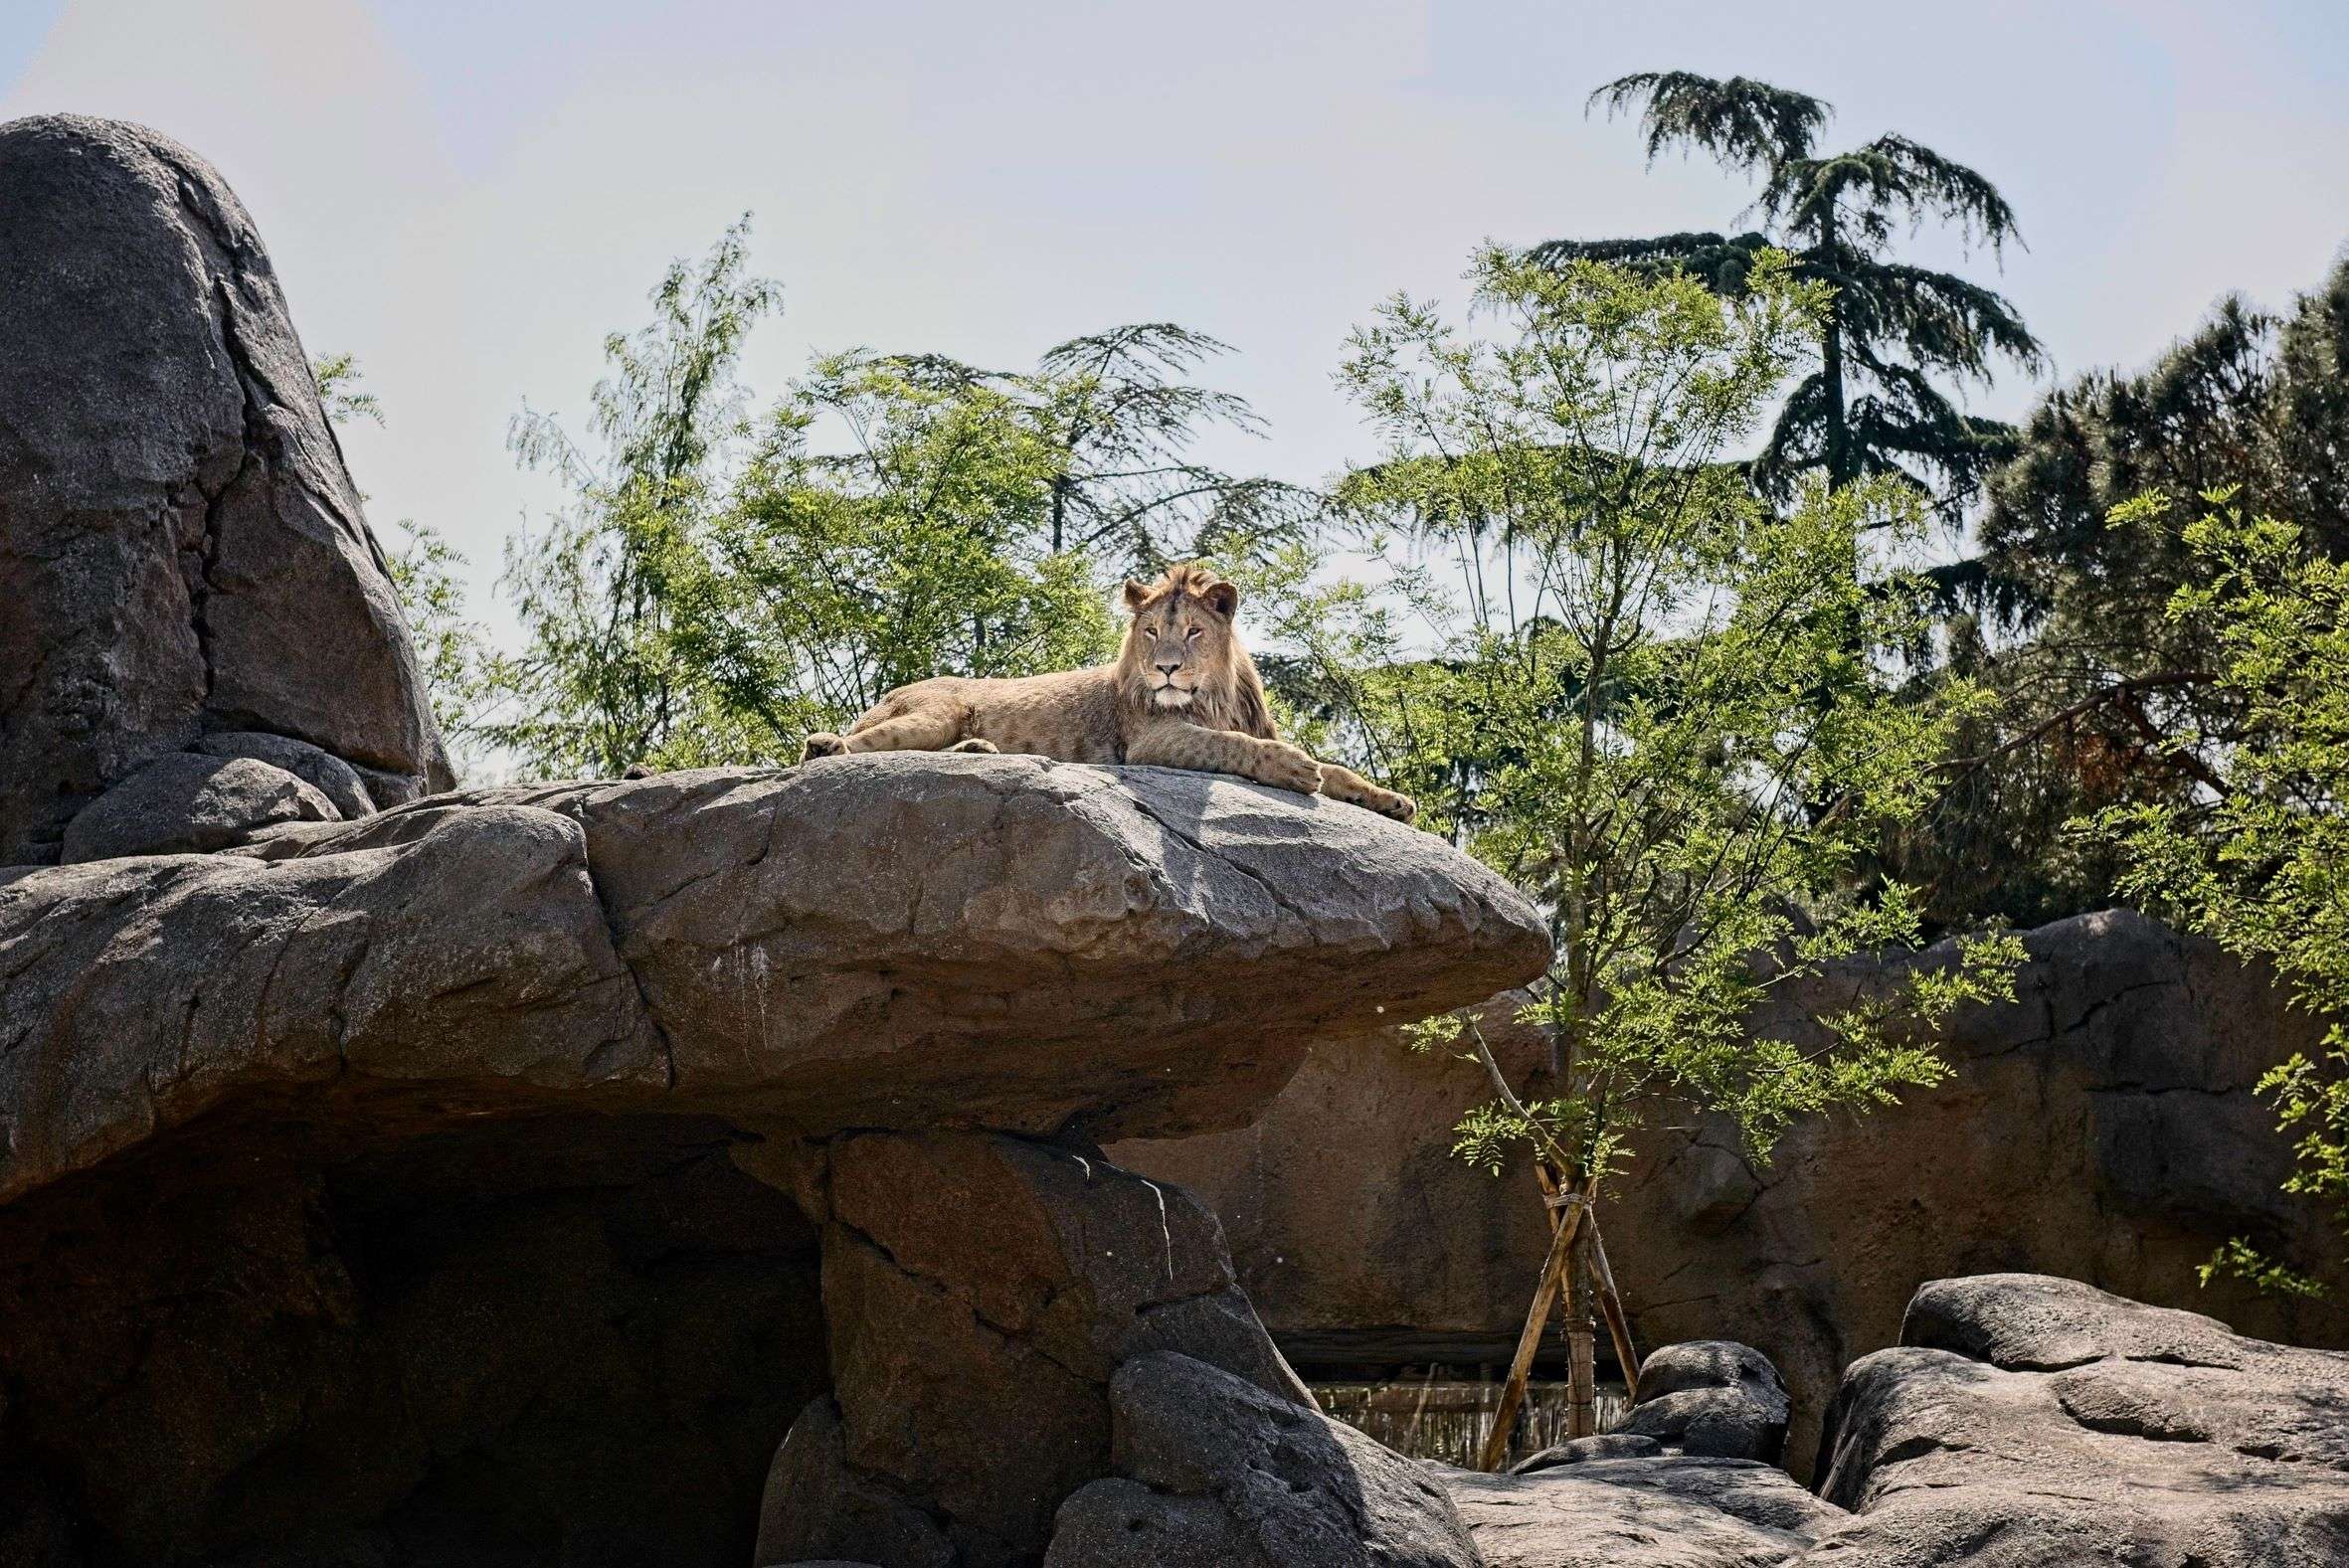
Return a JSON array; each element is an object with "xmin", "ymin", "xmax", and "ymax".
[{"xmin": 798, "ymin": 564, "xmax": 1416, "ymax": 822}]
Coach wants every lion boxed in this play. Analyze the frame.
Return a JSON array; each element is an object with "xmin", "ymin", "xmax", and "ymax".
[{"xmin": 798, "ymin": 564, "xmax": 1417, "ymax": 822}]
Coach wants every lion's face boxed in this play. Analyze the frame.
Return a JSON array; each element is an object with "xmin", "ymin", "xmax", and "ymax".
[{"xmin": 1121, "ymin": 567, "xmax": 1241, "ymax": 714}]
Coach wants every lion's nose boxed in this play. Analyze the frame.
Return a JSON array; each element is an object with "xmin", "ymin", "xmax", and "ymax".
[{"xmin": 1155, "ymin": 659, "xmax": 1181, "ymax": 676}]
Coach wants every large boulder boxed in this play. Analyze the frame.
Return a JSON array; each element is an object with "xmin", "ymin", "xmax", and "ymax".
[
  {"xmin": 1614, "ymin": 1341, "xmax": 1791, "ymax": 1464},
  {"xmin": 58, "ymin": 751, "xmax": 338, "ymax": 861},
  {"xmin": 1045, "ymin": 1352, "xmax": 1483, "ymax": 1567},
  {"xmin": 0, "ymin": 113, "xmax": 450, "ymax": 867},
  {"xmin": 1111, "ymin": 911, "xmax": 2349, "ymax": 1475},
  {"xmin": 0, "ymin": 757, "xmax": 1544, "ymax": 1205},
  {"xmin": 1805, "ymin": 1273, "xmax": 2349, "ymax": 1564},
  {"xmin": 0, "ymin": 755, "xmax": 1547, "ymax": 1566},
  {"xmin": 784, "ymin": 1130, "xmax": 1312, "ymax": 1565},
  {"xmin": 1443, "ymin": 1454, "xmax": 1845, "ymax": 1568},
  {"xmin": 1515, "ymin": 1341, "xmax": 1792, "ymax": 1473}
]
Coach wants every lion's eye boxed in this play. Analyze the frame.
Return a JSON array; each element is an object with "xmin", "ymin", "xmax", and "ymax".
[{"xmin": 1186, "ymin": 626, "xmax": 1202, "ymax": 640}]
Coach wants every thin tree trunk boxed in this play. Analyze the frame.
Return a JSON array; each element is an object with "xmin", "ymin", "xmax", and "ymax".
[{"xmin": 1568, "ymin": 1232, "xmax": 1598, "ymax": 1438}]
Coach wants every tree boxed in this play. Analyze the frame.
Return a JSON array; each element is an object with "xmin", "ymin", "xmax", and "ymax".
[
  {"xmin": 1273, "ymin": 247, "xmax": 2020, "ymax": 1459},
  {"xmin": 676, "ymin": 349, "xmax": 1119, "ymax": 752},
  {"xmin": 2094, "ymin": 501, "xmax": 2349, "ymax": 1298},
  {"xmin": 490, "ymin": 223, "xmax": 1303, "ymax": 777},
  {"xmin": 1891, "ymin": 259, "xmax": 2349, "ymax": 929},
  {"xmin": 495, "ymin": 219, "xmax": 781, "ymax": 778},
  {"xmin": 382, "ymin": 520, "xmax": 500, "ymax": 775},
  {"xmin": 1536, "ymin": 72, "xmax": 2043, "ymax": 517}
]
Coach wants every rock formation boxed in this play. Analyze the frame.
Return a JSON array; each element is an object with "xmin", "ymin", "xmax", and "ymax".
[
  {"xmin": 1806, "ymin": 1274, "xmax": 2349, "ymax": 1564},
  {"xmin": 1449, "ymin": 1340, "xmax": 1840, "ymax": 1567},
  {"xmin": 9, "ymin": 109, "xmax": 2349, "ymax": 1568},
  {"xmin": 0, "ymin": 758, "xmax": 1546, "ymax": 1567},
  {"xmin": 1446, "ymin": 1283, "xmax": 2349, "ymax": 1567},
  {"xmin": 0, "ymin": 113, "xmax": 450, "ymax": 869},
  {"xmin": 1112, "ymin": 910, "xmax": 2349, "ymax": 1474}
]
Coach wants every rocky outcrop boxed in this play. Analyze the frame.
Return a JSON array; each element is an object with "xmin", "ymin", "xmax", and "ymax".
[
  {"xmin": 0, "ymin": 757, "xmax": 1545, "ymax": 1206},
  {"xmin": 57, "ymin": 750, "xmax": 340, "ymax": 861},
  {"xmin": 779, "ymin": 1131, "xmax": 1312, "ymax": 1565},
  {"xmin": 1444, "ymin": 1454, "xmax": 1844, "ymax": 1568},
  {"xmin": 1464, "ymin": 1341, "xmax": 1827, "ymax": 1565},
  {"xmin": 0, "ymin": 755, "xmax": 1545, "ymax": 1567},
  {"xmin": 0, "ymin": 113, "xmax": 451, "ymax": 867},
  {"xmin": 1516, "ymin": 1340, "xmax": 1792, "ymax": 1471},
  {"xmin": 1111, "ymin": 911, "xmax": 2349, "ymax": 1475},
  {"xmin": 1804, "ymin": 1274, "xmax": 2349, "ymax": 1564},
  {"xmin": 1047, "ymin": 1352, "xmax": 1483, "ymax": 1567},
  {"xmin": 1615, "ymin": 1341, "xmax": 1792, "ymax": 1464}
]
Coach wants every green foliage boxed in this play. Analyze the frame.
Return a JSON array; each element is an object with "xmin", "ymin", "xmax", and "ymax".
[
  {"xmin": 1286, "ymin": 248, "xmax": 2020, "ymax": 1184},
  {"xmin": 1540, "ymin": 71, "xmax": 2042, "ymax": 517},
  {"xmin": 2094, "ymin": 501, "xmax": 2349, "ymax": 1291},
  {"xmin": 312, "ymin": 350, "xmax": 383, "ymax": 429},
  {"xmin": 493, "ymin": 219, "xmax": 782, "ymax": 777},
  {"xmin": 382, "ymin": 520, "xmax": 500, "ymax": 776},
  {"xmin": 490, "ymin": 224, "xmax": 1297, "ymax": 777},
  {"xmin": 1888, "ymin": 260, "xmax": 2349, "ymax": 931},
  {"xmin": 2199, "ymin": 1236, "xmax": 2326, "ymax": 1301}
]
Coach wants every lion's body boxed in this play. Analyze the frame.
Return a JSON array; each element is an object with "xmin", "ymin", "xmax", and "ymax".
[{"xmin": 799, "ymin": 565, "xmax": 1416, "ymax": 822}]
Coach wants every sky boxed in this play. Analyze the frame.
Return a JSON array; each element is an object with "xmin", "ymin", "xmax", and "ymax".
[{"xmin": 4, "ymin": 0, "xmax": 2346, "ymax": 637}]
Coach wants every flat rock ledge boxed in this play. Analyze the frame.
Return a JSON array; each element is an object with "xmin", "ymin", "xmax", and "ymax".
[{"xmin": 0, "ymin": 752, "xmax": 1547, "ymax": 1204}]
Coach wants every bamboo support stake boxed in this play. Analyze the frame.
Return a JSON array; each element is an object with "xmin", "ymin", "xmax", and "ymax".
[
  {"xmin": 1476, "ymin": 1189, "xmax": 1585, "ymax": 1473},
  {"xmin": 1587, "ymin": 1213, "xmax": 1642, "ymax": 1393}
]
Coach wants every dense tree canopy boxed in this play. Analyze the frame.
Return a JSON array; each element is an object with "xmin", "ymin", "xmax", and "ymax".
[
  {"xmin": 1537, "ymin": 72, "xmax": 2043, "ymax": 517},
  {"xmin": 476, "ymin": 221, "xmax": 1301, "ymax": 778},
  {"xmin": 1890, "ymin": 259, "xmax": 2349, "ymax": 929}
]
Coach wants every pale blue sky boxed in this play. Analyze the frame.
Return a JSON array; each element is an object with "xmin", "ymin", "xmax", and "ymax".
[{"xmin": 5, "ymin": 1, "xmax": 2346, "ymax": 633}]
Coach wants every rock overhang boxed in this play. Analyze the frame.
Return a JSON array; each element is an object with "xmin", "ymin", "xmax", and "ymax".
[{"xmin": 0, "ymin": 753, "xmax": 1550, "ymax": 1207}]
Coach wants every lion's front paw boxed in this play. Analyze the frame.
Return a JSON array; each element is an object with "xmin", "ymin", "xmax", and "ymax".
[
  {"xmin": 1375, "ymin": 789, "xmax": 1418, "ymax": 824},
  {"xmin": 800, "ymin": 732, "xmax": 847, "ymax": 761},
  {"xmin": 947, "ymin": 738, "xmax": 999, "ymax": 754},
  {"xmin": 1262, "ymin": 742, "xmax": 1325, "ymax": 795}
]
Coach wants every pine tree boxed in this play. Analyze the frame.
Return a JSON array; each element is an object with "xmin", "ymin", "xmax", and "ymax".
[{"xmin": 1536, "ymin": 72, "xmax": 2044, "ymax": 517}]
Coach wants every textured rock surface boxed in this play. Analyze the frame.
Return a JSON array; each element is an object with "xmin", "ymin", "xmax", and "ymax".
[
  {"xmin": 195, "ymin": 729, "xmax": 379, "ymax": 816},
  {"xmin": 786, "ymin": 1131, "xmax": 1311, "ymax": 1565},
  {"xmin": 0, "ymin": 755, "xmax": 1542, "ymax": 1567},
  {"xmin": 1512, "ymin": 1341, "xmax": 1792, "ymax": 1473},
  {"xmin": 1616, "ymin": 1341, "xmax": 1792, "ymax": 1464},
  {"xmin": 0, "ymin": 756, "xmax": 1545, "ymax": 1205},
  {"xmin": 1112, "ymin": 911, "xmax": 2349, "ymax": 1474},
  {"xmin": 1045, "ymin": 1352, "xmax": 1483, "ymax": 1568},
  {"xmin": 0, "ymin": 114, "xmax": 449, "ymax": 866},
  {"xmin": 755, "ymin": 1399, "xmax": 956, "ymax": 1568},
  {"xmin": 57, "ymin": 751, "xmax": 338, "ymax": 862},
  {"xmin": 1444, "ymin": 1456, "xmax": 1845, "ymax": 1568},
  {"xmin": 1804, "ymin": 1274, "xmax": 2349, "ymax": 1564}
]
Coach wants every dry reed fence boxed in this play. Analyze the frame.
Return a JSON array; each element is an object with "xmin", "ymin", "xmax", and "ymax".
[{"xmin": 1313, "ymin": 1374, "xmax": 1631, "ymax": 1470}]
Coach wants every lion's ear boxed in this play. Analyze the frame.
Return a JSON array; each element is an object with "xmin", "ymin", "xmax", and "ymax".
[
  {"xmin": 1203, "ymin": 579, "xmax": 1239, "ymax": 618},
  {"xmin": 1122, "ymin": 579, "xmax": 1153, "ymax": 613}
]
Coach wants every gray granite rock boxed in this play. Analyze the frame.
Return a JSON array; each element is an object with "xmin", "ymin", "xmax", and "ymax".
[
  {"xmin": 59, "ymin": 752, "xmax": 339, "ymax": 863},
  {"xmin": 788, "ymin": 1131, "xmax": 1310, "ymax": 1564},
  {"xmin": 753, "ymin": 1400, "xmax": 953, "ymax": 1568},
  {"xmin": 1077, "ymin": 1351, "xmax": 1483, "ymax": 1568},
  {"xmin": 1804, "ymin": 1273, "xmax": 2349, "ymax": 1564},
  {"xmin": 1616, "ymin": 1340, "xmax": 1792, "ymax": 1464},
  {"xmin": 195, "ymin": 730, "xmax": 379, "ymax": 817},
  {"xmin": 0, "ymin": 114, "xmax": 450, "ymax": 866},
  {"xmin": 1443, "ymin": 1455, "xmax": 1844, "ymax": 1567}
]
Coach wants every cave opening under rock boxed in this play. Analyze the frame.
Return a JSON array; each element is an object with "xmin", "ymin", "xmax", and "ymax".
[{"xmin": 0, "ymin": 1107, "xmax": 830, "ymax": 1568}]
